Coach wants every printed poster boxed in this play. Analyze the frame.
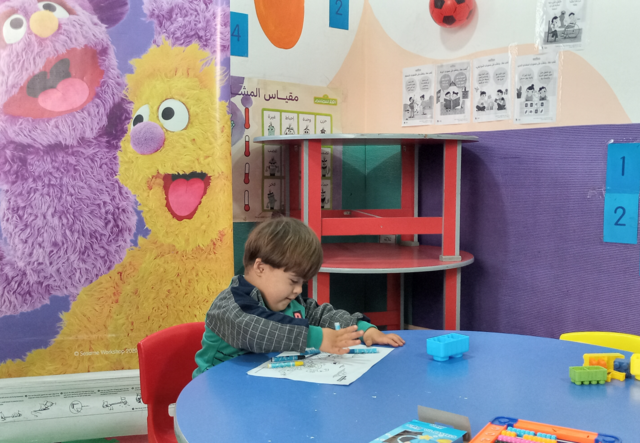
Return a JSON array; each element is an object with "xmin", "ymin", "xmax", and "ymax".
[
  {"xmin": 537, "ymin": 0, "xmax": 587, "ymax": 51},
  {"xmin": 402, "ymin": 64, "xmax": 435, "ymax": 126},
  {"xmin": 230, "ymin": 77, "xmax": 342, "ymax": 221},
  {"xmin": 473, "ymin": 54, "xmax": 511, "ymax": 123},
  {"xmin": 514, "ymin": 53, "xmax": 560, "ymax": 124},
  {"xmin": 435, "ymin": 61, "xmax": 471, "ymax": 125}
]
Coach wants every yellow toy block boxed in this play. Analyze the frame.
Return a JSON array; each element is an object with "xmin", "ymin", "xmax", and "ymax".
[
  {"xmin": 631, "ymin": 354, "xmax": 640, "ymax": 381},
  {"xmin": 583, "ymin": 353, "xmax": 626, "ymax": 382}
]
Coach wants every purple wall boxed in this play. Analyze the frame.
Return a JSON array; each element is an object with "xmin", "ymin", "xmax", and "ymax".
[{"xmin": 414, "ymin": 124, "xmax": 640, "ymax": 338}]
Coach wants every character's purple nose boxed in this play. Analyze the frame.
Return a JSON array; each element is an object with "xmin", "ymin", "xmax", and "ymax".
[{"xmin": 130, "ymin": 121, "xmax": 165, "ymax": 155}]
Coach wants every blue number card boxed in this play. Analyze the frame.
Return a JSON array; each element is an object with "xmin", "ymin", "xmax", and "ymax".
[
  {"xmin": 230, "ymin": 12, "xmax": 248, "ymax": 57},
  {"xmin": 330, "ymin": 0, "xmax": 349, "ymax": 30},
  {"xmin": 604, "ymin": 143, "xmax": 640, "ymax": 244}
]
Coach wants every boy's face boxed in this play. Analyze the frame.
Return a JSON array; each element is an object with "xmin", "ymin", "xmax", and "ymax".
[{"xmin": 253, "ymin": 261, "xmax": 304, "ymax": 311}]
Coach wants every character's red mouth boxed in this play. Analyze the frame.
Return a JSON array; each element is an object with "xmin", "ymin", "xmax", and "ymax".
[
  {"xmin": 2, "ymin": 46, "xmax": 103, "ymax": 119},
  {"xmin": 163, "ymin": 172, "xmax": 211, "ymax": 221}
]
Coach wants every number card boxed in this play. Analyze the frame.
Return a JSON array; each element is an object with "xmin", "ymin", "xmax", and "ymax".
[
  {"xmin": 604, "ymin": 143, "xmax": 640, "ymax": 244},
  {"xmin": 606, "ymin": 143, "xmax": 640, "ymax": 193},
  {"xmin": 230, "ymin": 12, "xmax": 248, "ymax": 57},
  {"xmin": 330, "ymin": 0, "xmax": 349, "ymax": 30},
  {"xmin": 603, "ymin": 194, "xmax": 639, "ymax": 244}
]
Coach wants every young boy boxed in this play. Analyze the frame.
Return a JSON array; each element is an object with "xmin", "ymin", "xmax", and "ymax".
[{"xmin": 193, "ymin": 217, "xmax": 405, "ymax": 377}]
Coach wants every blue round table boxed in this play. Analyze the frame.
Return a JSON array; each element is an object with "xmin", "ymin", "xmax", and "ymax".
[{"xmin": 175, "ymin": 330, "xmax": 640, "ymax": 442}]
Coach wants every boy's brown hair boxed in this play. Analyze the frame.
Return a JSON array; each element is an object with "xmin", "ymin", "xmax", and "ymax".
[{"xmin": 243, "ymin": 217, "xmax": 323, "ymax": 281}]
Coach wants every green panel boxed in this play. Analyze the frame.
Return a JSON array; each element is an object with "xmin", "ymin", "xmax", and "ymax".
[
  {"xmin": 329, "ymin": 273, "xmax": 387, "ymax": 315},
  {"xmin": 233, "ymin": 221, "xmax": 257, "ymax": 275},
  {"xmin": 322, "ymin": 235, "xmax": 379, "ymax": 244},
  {"xmin": 341, "ymin": 145, "xmax": 366, "ymax": 209},
  {"xmin": 364, "ymin": 145, "xmax": 401, "ymax": 209}
]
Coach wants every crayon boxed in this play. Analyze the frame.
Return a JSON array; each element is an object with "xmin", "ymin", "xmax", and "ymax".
[
  {"xmin": 267, "ymin": 360, "xmax": 304, "ymax": 369},
  {"xmin": 335, "ymin": 322, "xmax": 341, "ymax": 330},
  {"xmin": 272, "ymin": 354, "xmax": 313, "ymax": 362},
  {"xmin": 348, "ymin": 348, "xmax": 379, "ymax": 354}
]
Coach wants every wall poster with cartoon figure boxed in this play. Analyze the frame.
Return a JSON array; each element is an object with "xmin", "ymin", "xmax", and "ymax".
[
  {"xmin": 0, "ymin": 0, "xmax": 234, "ymax": 387},
  {"xmin": 230, "ymin": 76, "xmax": 341, "ymax": 222},
  {"xmin": 473, "ymin": 54, "xmax": 512, "ymax": 123},
  {"xmin": 514, "ymin": 53, "xmax": 560, "ymax": 124},
  {"xmin": 435, "ymin": 61, "xmax": 471, "ymax": 125},
  {"xmin": 536, "ymin": 0, "xmax": 587, "ymax": 51},
  {"xmin": 402, "ymin": 64, "xmax": 435, "ymax": 126}
]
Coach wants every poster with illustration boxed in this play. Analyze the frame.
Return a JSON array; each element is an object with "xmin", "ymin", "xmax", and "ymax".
[
  {"xmin": 263, "ymin": 179, "xmax": 283, "ymax": 212},
  {"xmin": 435, "ymin": 61, "xmax": 471, "ymax": 125},
  {"xmin": 231, "ymin": 77, "xmax": 341, "ymax": 222},
  {"xmin": 473, "ymin": 54, "xmax": 511, "ymax": 123},
  {"xmin": 536, "ymin": 0, "xmax": 587, "ymax": 51},
  {"xmin": 264, "ymin": 146, "xmax": 283, "ymax": 177},
  {"xmin": 514, "ymin": 53, "xmax": 560, "ymax": 124},
  {"xmin": 402, "ymin": 64, "xmax": 435, "ymax": 126},
  {"xmin": 321, "ymin": 179, "xmax": 332, "ymax": 210},
  {"xmin": 321, "ymin": 147, "xmax": 333, "ymax": 178}
]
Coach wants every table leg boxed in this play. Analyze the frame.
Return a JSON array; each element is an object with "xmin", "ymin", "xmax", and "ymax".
[
  {"xmin": 443, "ymin": 268, "xmax": 461, "ymax": 330},
  {"xmin": 441, "ymin": 140, "xmax": 461, "ymax": 261},
  {"xmin": 387, "ymin": 273, "xmax": 401, "ymax": 331},
  {"xmin": 316, "ymin": 272, "xmax": 330, "ymax": 305}
]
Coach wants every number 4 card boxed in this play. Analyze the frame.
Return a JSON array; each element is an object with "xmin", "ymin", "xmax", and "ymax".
[{"xmin": 603, "ymin": 143, "xmax": 640, "ymax": 244}]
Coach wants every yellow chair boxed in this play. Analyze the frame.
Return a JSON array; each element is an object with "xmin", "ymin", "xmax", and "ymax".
[{"xmin": 559, "ymin": 332, "xmax": 640, "ymax": 353}]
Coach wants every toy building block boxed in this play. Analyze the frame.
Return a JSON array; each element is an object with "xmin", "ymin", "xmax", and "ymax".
[
  {"xmin": 582, "ymin": 353, "xmax": 626, "ymax": 382},
  {"xmin": 631, "ymin": 354, "xmax": 640, "ymax": 381},
  {"xmin": 427, "ymin": 333, "xmax": 469, "ymax": 362},
  {"xmin": 613, "ymin": 359, "xmax": 632, "ymax": 378},
  {"xmin": 569, "ymin": 366, "xmax": 607, "ymax": 385}
]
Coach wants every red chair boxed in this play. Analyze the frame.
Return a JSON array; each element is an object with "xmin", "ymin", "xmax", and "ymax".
[{"xmin": 137, "ymin": 322, "xmax": 205, "ymax": 443}]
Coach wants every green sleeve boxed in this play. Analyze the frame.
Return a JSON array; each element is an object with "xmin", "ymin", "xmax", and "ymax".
[{"xmin": 306, "ymin": 325, "xmax": 323, "ymax": 349}]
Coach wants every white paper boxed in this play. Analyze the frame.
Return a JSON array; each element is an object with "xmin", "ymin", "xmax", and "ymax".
[
  {"xmin": 472, "ymin": 54, "xmax": 511, "ymax": 123},
  {"xmin": 402, "ymin": 65, "xmax": 435, "ymax": 126},
  {"xmin": 514, "ymin": 53, "xmax": 559, "ymax": 124},
  {"xmin": 537, "ymin": 0, "xmax": 587, "ymax": 51},
  {"xmin": 435, "ymin": 61, "xmax": 471, "ymax": 125},
  {"xmin": 248, "ymin": 345, "xmax": 393, "ymax": 385}
]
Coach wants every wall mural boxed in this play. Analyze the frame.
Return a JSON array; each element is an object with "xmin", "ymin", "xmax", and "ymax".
[{"xmin": 0, "ymin": 0, "xmax": 232, "ymax": 378}]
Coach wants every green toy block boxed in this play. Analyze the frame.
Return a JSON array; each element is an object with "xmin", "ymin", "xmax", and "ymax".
[{"xmin": 570, "ymin": 366, "xmax": 608, "ymax": 385}]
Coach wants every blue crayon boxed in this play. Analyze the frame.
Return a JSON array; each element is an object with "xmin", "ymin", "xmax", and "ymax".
[
  {"xmin": 334, "ymin": 322, "xmax": 341, "ymax": 330},
  {"xmin": 267, "ymin": 361, "xmax": 304, "ymax": 369},
  {"xmin": 272, "ymin": 354, "xmax": 312, "ymax": 362},
  {"xmin": 348, "ymin": 348, "xmax": 378, "ymax": 354},
  {"xmin": 303, "ymin": 349, "xmax": 321, "ymax": 356}
]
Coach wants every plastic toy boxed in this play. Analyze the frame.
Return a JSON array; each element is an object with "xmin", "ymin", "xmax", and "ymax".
[
  {"xmin": 582, "ymin": 353, "xmax": 626, "ymax": 382},
  {"xmin": 631, "ymin": 354, "xmax": 640, "ymax": 381},
  {"xmin": 429, "ymin": 0, "xmax": 476, "ymax": 28},
  {"xmin": 471, "ymin": 416, "xmax": 620, "ymax": 443},
  {"xmin": 569, "ymin": 366, "xmax": 607, "ymax": 385},
  {"xmin": 613, "ymin": 359, "xmax": 631, "ymax": 378},
  {"xmin": 427, "ymin": 333, "xmax": 469, "ymax": 362}
]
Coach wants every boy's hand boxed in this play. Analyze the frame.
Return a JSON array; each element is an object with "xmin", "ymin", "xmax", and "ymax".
[
  {"xmin": 362, "ymin": 328, "xmax": 405, "ymax": 347},
  {"xmin": 320, "ymin": 325, "xmax": 363, "ymax": 355}
]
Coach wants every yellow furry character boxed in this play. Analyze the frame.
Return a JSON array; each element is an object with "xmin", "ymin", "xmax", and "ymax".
[{"xmin": 0, "ymin": 42, "xmax": 233, "ymax": 377}]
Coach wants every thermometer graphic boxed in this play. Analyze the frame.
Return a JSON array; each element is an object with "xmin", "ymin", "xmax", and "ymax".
[
  {"xmin": 244, "ymin": 163, "xmax": 250, "ymax": 184},
  {"xmin": 244, "ymin": 107, "xmax": 250, "ymax": 129},
  {"xmin": 244, "ymin": 135, "xmax": 250, "ymax": 157},
  {"xmin": 244, "ymin": 190, "xmax": 250, "ymax": 212}
]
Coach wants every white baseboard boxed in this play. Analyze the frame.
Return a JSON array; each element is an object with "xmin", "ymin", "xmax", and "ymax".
[{"xmin": 0, "ymin": 370, "xmax": 147, "ymax": 443}]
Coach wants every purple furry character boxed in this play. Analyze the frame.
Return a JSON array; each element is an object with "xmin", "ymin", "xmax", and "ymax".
[
  {"xmin": 0, "ymin": 0, "xmax": 136, "ymax": 316},
  {"xmin": 143, "ymin": 0, "xmax": 230, "ymax": 59}
]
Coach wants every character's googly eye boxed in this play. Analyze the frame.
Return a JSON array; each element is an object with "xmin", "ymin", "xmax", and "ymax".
[
  {"xmin": 3, "ymin": 14, "xmax": 27, "ymax": 44},
  {"xmin": 38, "ymin": 2, "xmax": 70, "ymax": 19},
  {"xmin": 158, "ymin": 99, "xmax": 189, "ymax": 132},
  {"xmin": 132, "ymin": 104, "xmax": 150, "ymax": 128}
]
